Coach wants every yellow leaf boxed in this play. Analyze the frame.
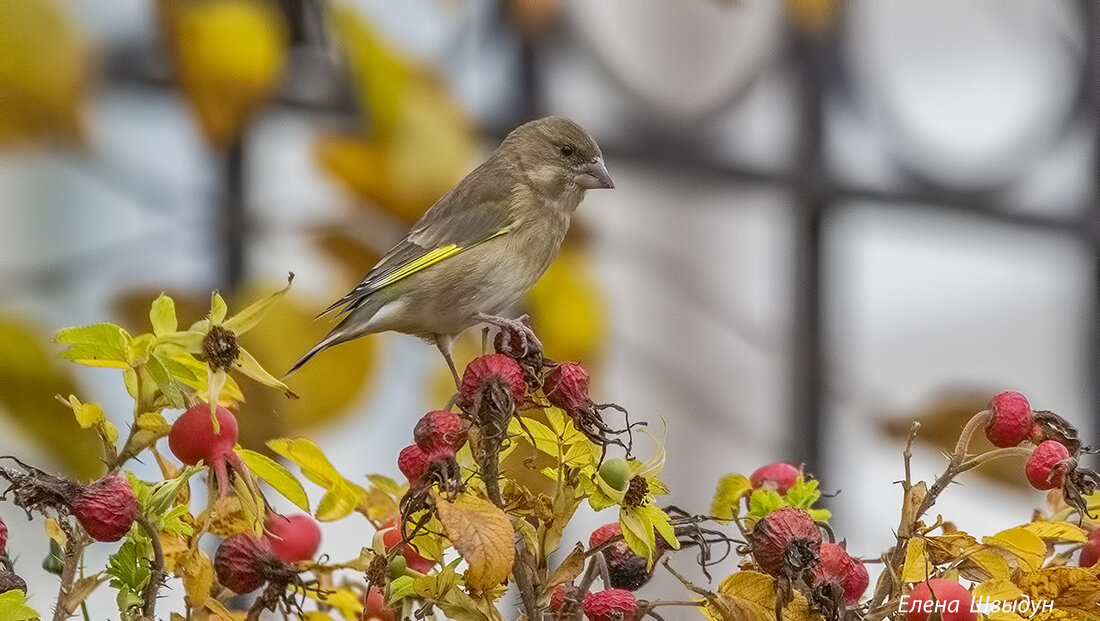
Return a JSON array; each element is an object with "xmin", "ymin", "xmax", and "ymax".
[
  {"xmin": 180, "ymin": 549, "xmax": 214, "ymax": 605},
  {"xmin": 222, "ymin": 275, "xmax": 292, "ymax": 336},
  {"xmin": 0, "ymin": 0, "xmax": 88, "ymax": 144},
  {"xmin": 711, "ymin": 473, "xmax": 752, "ymax": 521},
  {"xmin": 66, "ymin": 395, "xmax": 105, "ymax": 429},
  {"xmin": 960, "ymin": 547, "xmax": 1011, "ymax": 582},
  {"xmin": 541, "ymin": 544, "xmax": 585, "ymax": 598},
  {"xmin": 712, "ymin": 570, "xmax": 814, "ymax": 621},
  {"xmin": 1020, "ymin": 521, "xmax": 1086, "ymax": 543},
  {"xmin": 434, "ymin": 493, "xmax": 515, "ymax": 591},
  {"xmin": 149, "ymin": 294, "xmax": 178, "ymax": 336},
  {"xmin": 316, "ymin": 481, "xmax": 366, "ymax": 522},
  {"xmin": 983, "ymin": 527, "xmax": 1047, "ymax": 571},
  {"xmin": 197, "ymin": 496, "xmax": 253, "ymax": 538},
  {"xmin": 235, "ymin": 448, "xmax": 309, "ymax": 512},
  {"xmin": 165, "ymin": 0, "xmax": 287, "ymax": 147},
  {"xmin": 901, "ymin": 537, "xmax": 933, "ymax": 582},
  {"xmin": 44, "ymin": 518, "xmax": 67, "ymax": 546},
  {"xmin": 160, "ymin": 533, "xmax": 189, "ymax": 572},
  {"xmin": 1017, "ymin": 566, "xmax": 1100, "ymax": 619},
  {"xmin": 267, "ymin": 437, "xmax": 342, "ymax": 488}
]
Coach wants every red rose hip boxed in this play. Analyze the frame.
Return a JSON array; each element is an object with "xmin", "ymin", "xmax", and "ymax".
[
  {"xmin": 264, "ymin": 513, "xmax": 321, "ymax": 563},
  {"xmin": 69, "ymin": 476, "xmax": 137, "ymax": 542},
  {"xmin": 903, "ymin": 578, "xmax": 976, "ymax": 621},
  {"xmin": 1025, "ymin": 440, "xmax": 1071, "ymax": 490},
  {"xmin": 750, "ymin": 462, "xmax": 801, "ymax": 494},
  {"xmin": 985, "ymin": 391, "xmax": 1034, "ymax": 448}
]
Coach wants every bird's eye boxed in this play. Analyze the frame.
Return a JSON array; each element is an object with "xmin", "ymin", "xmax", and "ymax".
[{"xmin": 560, "ymin": 145, "xmax": 574, "ymax": 156}]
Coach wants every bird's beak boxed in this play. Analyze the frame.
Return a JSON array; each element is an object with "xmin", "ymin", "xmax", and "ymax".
[{"xmin": 574, "ymin": 157, "xmax": 614, "ymax": 190}]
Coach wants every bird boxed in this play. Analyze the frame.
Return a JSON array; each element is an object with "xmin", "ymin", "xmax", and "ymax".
[{"xmin": 287, "ymin": 116, "xmax": 614, "ymax": 385}]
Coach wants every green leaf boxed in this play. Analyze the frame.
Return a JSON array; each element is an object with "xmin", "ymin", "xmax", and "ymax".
[
  {"xmin": 388, "ymin": 575, "xmax": 417, "ymax": 603},
  {"xmin": 149, "ymin": 294, "xmax": 177, "ymax": 336},
  {"xmin": 619, "ymin": 508, "xmax": 657, "ymax": 562},
  {"xmin": 785, "ymin": 476, "xmax": 822, "ymax": 509},
  {"xmin": 0, "ymin": 590, "xmax": 38, "ymax": 621},
  {"xmin": 807, "ymin": 508, "xmax": 832, "ymax": 522},
  {"xmin": 106, "ymin": 540, "xmax": 150, "ymax": 593},
  {"xmin": 54, "ymin": 322, "xmax": 132, "ymax": 368},
  {"xmin": 711, "ymin": 473, "xmax": 751, "ymax": 521},
  {"xmin": 147, "ymin": 353, "xmax": 186, "ymax": 409},
  {"xmin": 748, "ymin": 489, "xmax": 784, "ymax": 520},
  {"xmin": 236, "ymin": 448, "xmax": 310, "ymax": 511},
  {"xmin": 145, "ymin": 465, "xmax": 202, "ymax": 517}
]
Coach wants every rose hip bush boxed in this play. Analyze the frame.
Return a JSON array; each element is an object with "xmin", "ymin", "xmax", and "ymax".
[{"xmin": 0, "ymin": 286, "xmax": 1097, "ymax": 621}]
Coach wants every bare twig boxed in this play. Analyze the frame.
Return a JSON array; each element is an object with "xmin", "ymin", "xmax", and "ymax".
[
  {"xmin": 52, "ymin": 521, "xmax": 90, "ymax": 621},
  {"xmin": 135, "ymin": 515, "xmax": 165, "ymax": 620}
]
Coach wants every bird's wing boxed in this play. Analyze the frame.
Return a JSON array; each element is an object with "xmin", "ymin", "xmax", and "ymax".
[{"xmin": 321, "ymin": 164, "xmax": 517, "ymax": 316}]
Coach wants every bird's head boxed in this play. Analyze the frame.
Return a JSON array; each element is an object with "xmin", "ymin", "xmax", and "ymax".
[{"xmin": 503, "ymin": 116, "xmax": 614, "ymax": 194}]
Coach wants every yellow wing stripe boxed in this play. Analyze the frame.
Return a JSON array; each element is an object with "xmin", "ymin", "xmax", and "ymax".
[{"xmin": 371, "ymin": 229, "xmax": 509, "ymax": 290}]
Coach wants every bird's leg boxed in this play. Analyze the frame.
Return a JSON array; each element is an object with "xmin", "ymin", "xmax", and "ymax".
[
  {"xmin": 435, "ymin": 335, "xmax": 461, "ymax": 389},
  {"xmin": 474, "ymin": 313, "xmax": 543, "ymax": 356}
]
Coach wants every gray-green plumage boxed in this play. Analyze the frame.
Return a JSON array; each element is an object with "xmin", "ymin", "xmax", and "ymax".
[{"xmin": 287, "ymin": 116, "xmax": 613, "ymax": 381}]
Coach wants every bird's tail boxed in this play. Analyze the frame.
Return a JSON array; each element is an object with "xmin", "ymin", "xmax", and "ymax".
[{"xmin": 283, "ymin": 298, "xmax": 385, "ymax": 378}]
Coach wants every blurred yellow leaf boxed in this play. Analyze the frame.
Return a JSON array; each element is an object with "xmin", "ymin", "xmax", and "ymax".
[
  {"xmin": 0, "ymin": 317, "xmax": 102, "ymax": 477},
  {"xmin": 433, "ymin": 492, "xmax": 515, "ymax": 591},
  {"xmin": 0, "ymin": 0, "xmax": 89, "ymax": 145},
  {"xmin": 784, "ymin": 0, "xmax": 837, "ymax": 36},
  {"xmin": 526, "ymin": 246, "xmax": 607, "ymax": 363},
  {"xmin": 268, "ymin": 437, "xmax": 367, "ymax": 521},
  {"xmin": 163, "ymin": 0, "xmax": 287, "ymax": 147},
  {"xmin": 320, "ymin": 7, "xmax": 475, "ymax": 223}
]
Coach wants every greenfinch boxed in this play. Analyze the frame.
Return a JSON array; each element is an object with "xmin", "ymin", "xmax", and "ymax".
[{"xmin": 289, "ymin": 116, "xmax": 613, "ymax": 384}]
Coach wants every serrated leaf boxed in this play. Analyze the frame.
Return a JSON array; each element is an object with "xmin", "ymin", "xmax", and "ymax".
[
  {"xmin": 748, "ymin": 489, "xmax": 784, "ymax": 521},
  {"xmin": 54, "ymin": 322, "xmax": 131, "ymax": 367},
  {"xmin": 711, "ymin": 473, "xmax": 751, "ymax": 521},
  {"xmin": 149, "ymin": 294, "xmax": 177, "ymax": 336},
  {"xmin": 784, "ymin": 476, "xmax": 821, "ymax": 509},
  {"xmin": 0, "ymin": 590, "xmax": 39, "ymax": 621},
  {"xmin": 366, "ymin": 474, "xmax": 402, "ymax": 496},
  {"xmin": 434, "ymin": 492, "xmax": 514, "ymax": 591},
  {"xmin": 236, "ymin": 447, "xmax": 309, "ymax": 511}
]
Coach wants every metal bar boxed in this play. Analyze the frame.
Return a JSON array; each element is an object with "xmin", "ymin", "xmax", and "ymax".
[{"xmin": 789, "ymin": 29, "xmax": 831, "ymax": 471}]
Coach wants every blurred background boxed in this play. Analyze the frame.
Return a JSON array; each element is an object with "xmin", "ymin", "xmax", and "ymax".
[{"xmin": 0, "ymin": 0, "xmax": 1096, "ymax": 615}]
